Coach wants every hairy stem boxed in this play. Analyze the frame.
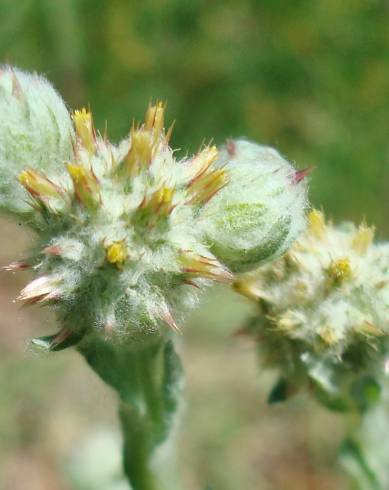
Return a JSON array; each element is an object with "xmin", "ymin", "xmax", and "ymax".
[
  {"xmin": 78, "ymin": 336, "xmax": 183, "ymax": 490},
  {"xmin": 120, "ymin": 402, "xmax": 158, "ymax": 490}
]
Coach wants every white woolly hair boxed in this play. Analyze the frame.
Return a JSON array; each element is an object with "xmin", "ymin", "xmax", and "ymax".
[
  {"xmin": 0, "ymin": 65, "xmax": 74, "ymax": 215},
  {"xmin": 199, "ymin": 139, "xmax": 309, "ymax": 272}
]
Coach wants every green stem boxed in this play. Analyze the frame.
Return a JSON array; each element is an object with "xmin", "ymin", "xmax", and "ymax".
[
  {"xmin": 78, "ymin": 336, "xmax": 183, "ymax": 490},
  {"xmin": 120, "ymin": 401, "xmax": 158, "ymax": 490},
  {"xmin": 339, "ymin": 379, "xmax": 389, "ymax": 490}
]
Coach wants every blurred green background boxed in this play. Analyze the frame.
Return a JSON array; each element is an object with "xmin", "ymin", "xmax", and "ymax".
[{"xmin": 0, "ymin": 0, "xmax": 388, "ymax": 488}]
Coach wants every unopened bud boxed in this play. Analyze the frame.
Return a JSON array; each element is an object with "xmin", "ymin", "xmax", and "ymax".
[
  {"xmin": 0, "ymin": 66, "xmax": 73, "ymax": 215},
  {"xmin": 199, "ymin": 140, "xmax": 308, "ymax": 272}
]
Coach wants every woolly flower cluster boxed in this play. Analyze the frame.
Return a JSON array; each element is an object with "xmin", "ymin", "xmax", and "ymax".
[
  {"xmin": 0, "ymin": 67, "xmax": 308, "ymax": 349},
  {"xmin": 235, "ymin": 210, "xmax": 389, "ymax": 410}
]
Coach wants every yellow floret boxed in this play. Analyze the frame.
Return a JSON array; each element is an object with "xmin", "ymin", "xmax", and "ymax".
[
  {"xmin": 106, "ymin": 241, "xmax": 128, "ymax": 266},
  {"xmin": 326, "ymin": 258, "xmax": 352, "ymax": 284}
]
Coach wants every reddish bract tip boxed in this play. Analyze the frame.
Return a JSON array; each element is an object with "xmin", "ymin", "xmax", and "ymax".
[
  {"xmin": 18, "ymin": 275, "xmax": 61, "ymax": 305},
  {"xmin": 183, "ymin": 279, "xmax": 201, "ymax": 289},
  {"xmin": 158, "ymin": 306, "xmax": 181, "ymax": 333},
  {"xmin": 11, "ymin": 71, "xmax": 23, "ymax": 99},
  {"xmin": 226, "ymin": 139, "xmax": 236, "ymax": 157},
  {"xmin": 43, "ymin": 245, "xmax": 62, "ymax": 256},
  {"xmin": 2, "ymin": 261, "xmax": 29, "ymax": 271},
  {"xmin": 292, "ymin": 166, "xmax": 314, "ymax": 184},
  {"xmin": 49, "ymin": 328, "xmax": 73, "ymax": 349}
]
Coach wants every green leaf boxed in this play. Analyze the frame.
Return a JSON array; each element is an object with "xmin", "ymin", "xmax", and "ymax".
[
  {"xmin": 32, "ymin": 328, "xmax": 84, "ymax": 351},
  {"xmin": 312, "ymin": 384, "xmax": 353, "ymax": 412},
  {"xmin": 160, "ymin": 341, "xmax": 183, "ymax": 431},
  {"xmin": 268, "ymin": 378, "xmax": 290, "ymax": 404},
  {"xmin": 350, "ymin": 376, "xmax": 381, "ymax": 413}
]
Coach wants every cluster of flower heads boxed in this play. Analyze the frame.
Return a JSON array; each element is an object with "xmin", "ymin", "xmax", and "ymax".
[
  {"xmin": 0, "ymin": 66, "xmax": 308, "ymax": 349},
  {"xmin": 235, "ymin": 210, "xmax": 389, "ymax": 410}
]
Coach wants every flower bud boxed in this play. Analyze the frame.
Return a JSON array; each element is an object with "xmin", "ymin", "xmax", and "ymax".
[
  {"xmin": 0, "ymin": 66, "xmax": 73, "ymax": 215},
  {"xmin": 198, "ymin": 139, "xmax": 308, "ymax": 272}
]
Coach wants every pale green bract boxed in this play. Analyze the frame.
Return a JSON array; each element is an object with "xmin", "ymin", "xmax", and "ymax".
[{"xmin": 0, "ymin": 65, "xmax": 74, "ymax": 215}]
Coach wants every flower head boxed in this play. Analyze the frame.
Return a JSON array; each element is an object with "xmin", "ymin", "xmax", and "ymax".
[
  {"xmin": 10, "ymin": 100, "xmax": 238, "ymax": 346},
  {"xmin": 235, "ymin": 210, "xmax": 389, "ymax": 410}
]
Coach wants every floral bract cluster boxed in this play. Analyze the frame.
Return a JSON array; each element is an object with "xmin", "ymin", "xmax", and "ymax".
[
  {"xmin": 235, "ymin": 210, "xmax": 389, "ymax": 410},
  {"xmin": 0, "ymin": 66, "xmax": 308, "ymax": 349}
]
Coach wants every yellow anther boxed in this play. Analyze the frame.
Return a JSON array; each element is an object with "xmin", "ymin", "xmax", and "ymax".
[
  {"xmin": 158, "ymin": 186, "xmax": 173, "ymax": 203},
  {"xmin": 106, "ymin": 241, "xmax": 128, "ymax": 266},
  {"xmin": 319, "ymin": 326, "xmax": 338, "ymax": 345},
  {"xmin": 326, "ymin": 258, "xmax": 352, "ymax": 284},
  {"xmin": 67, "ymin": 163, "xmax": 84, "ymax": 182},
  {"xmin": 72, "ymin": 108, "xmax": 95, "ymax": 154}
]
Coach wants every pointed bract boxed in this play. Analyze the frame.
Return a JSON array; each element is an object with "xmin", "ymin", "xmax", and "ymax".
[{"xmin": 72, "ymin": 108, "xmax": 95, "ymax": 154}]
